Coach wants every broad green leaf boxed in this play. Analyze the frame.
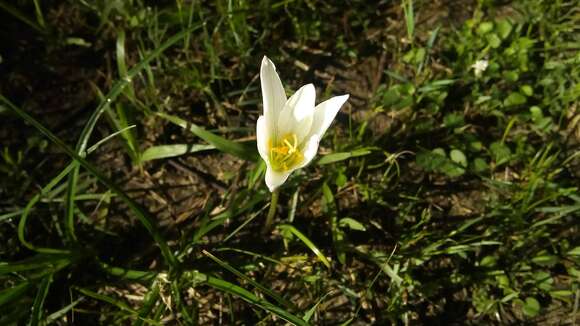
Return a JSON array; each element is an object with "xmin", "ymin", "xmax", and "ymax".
[
  {"xmin": 158, "ymin": 112, "xmax": 257, "ymax": 161},
  {"xmin": 317, "ymin": 148, "xmax": 373, "ymax": 165},
  {"xmin": 140, "ymin": 144, "xmax": 215, "ymax": 162}
]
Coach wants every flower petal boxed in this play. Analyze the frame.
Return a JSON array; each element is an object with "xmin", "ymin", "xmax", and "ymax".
[
  {"xmin": 260, "ymin": 56, "xmax": 287, "ymax": 137},
  {"xmin": 297, "ymin": 134, "xmax": 320, "ymax": 168},
  {"xmin": 265, "ymin": 166, "xmax": 291, "ymax": 192},
  {"xmin": 277, "ymin": 83, "xmax": 315, "ymax": 143},
  {"xmin": 309, "ymin": 94, "xmax": 349, "ymax": 139},
  {"xmin": 256, "ymin": 115, "xmax": 269, "ymax": 163}
]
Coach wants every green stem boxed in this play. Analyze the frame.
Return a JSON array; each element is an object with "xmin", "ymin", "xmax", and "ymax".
[{"xmin": 263, "ymin": 189, "xmax": 279, "ymax": 233}]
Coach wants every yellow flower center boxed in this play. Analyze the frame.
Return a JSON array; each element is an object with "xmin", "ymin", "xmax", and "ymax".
[{"xmin": 269, "ymin": 133, "xmax": 304, "ymax": 172}]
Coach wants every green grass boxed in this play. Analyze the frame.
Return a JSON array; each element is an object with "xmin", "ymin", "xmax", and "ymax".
[{"xmin": 0, "ymin": 0, "xmax": 579, "ymax": 324}]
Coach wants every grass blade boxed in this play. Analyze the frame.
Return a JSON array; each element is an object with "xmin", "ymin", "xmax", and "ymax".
[
  {"xmin": 322, "ymin": 183, "xmax": 346, "ymax": 265},
  {"xmin": 0, "ymin": 282, "xmax": 30, "ymax": 307},
  {"xmin": 187, "ymin": 271, "xmax": 309, "ymax": 326},
  {"xmin": 0, "ymin": 95, "xmax": 178, "ymax": 269},
  {"xmin": 0, "ymin": 1, "xmax": 45, "ymax": 33},
  {"xmin": 0, "ymin": 254, "xmax": 72, "ymax": 276},
  {"xmin": 28, "ymin": 274, "xmax": 53, "ymax": 326},
  {"xmin": 303, "ymin": 292, "xmax": 332, "ymax": 322},
  {"xmin": 134, "ymin": 283, "xmax": 160, "ymax": 326},
  {"xmin": 17, "ymin": 125, "xmax": 133, "ymax": 254},
  {"xmin": 203, "ymin": 250, "xmax": 295, "ymax": 310},
  {"xmin": 63, "ymin": 22, "xmax": 202, "ymax": 253},
  {"xmin": 45, "ymin": 298, "xmax": 83, "ymax": 325},
  {"xmin": 278, "ymin": 224, "xmax": 331, "ymax": 269}
]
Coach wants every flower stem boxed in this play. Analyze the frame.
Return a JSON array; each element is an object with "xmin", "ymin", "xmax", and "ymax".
[{"xmin": 262, "ymin": 189, "xmax": 279, "ymax": 234}]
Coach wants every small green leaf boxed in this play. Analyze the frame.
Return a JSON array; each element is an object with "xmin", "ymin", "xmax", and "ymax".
[
  {"xmin": 335, "ymin": 172, "xmax": 347, "ymax": 187},
  {"xmin": 487, "ymin": 33, "xmax": 502, "ymax": 48},
  {"xmin": 490, "ymin": 142, "xmax": 511, "ymax": 166},
  {"xmin": 566, "ymin": 246, "xmax": 580, "ymax": 257},
  {"xmin": 496, "ymin": 19, "xmax": 512, "ymax": 39},
  {"xmin": 550, "ymin": 290, "xmax": 573, "ymax": 302},
  {"xmin": 477, "ymin": 22, "xmax": 494, "ymax": 35},
  {"xmin": 480, "ymin": 255, "xmax": 496, "ymax": 267},
  {"xmin": 504, "ymin": 92, "xmax": 527, "ymax": 107},
  {"xmin": 381, "ymin": 88, "xmax": 400, "ymax": 106},
  {"xmin": 533, "ymin": 271, "xmax": 553, "ymax": 291},
  {"xmin": 520, "ymin": 85, "xmax": 533, "ymax": 96},
  {"xmin": 531, "ymin": 254, "xmax": 558, "ymax": 266},
  {"xmin": 522, "ymin": 297, "xmax": 540, "ymax": 317},
  {"xmin": 414, "ymin": 47, "xmax": 426, "ymax": 63},
  {"xmin": 443, "ymin": 113, "xmax": 464, "ymax": 128},
  {"xmin": 416, "ymin": 150, "xmax": 447, "ymax": 171},
  {"xmin": 473, "ymin": 157, "xmax": 489, "ymax": 173},
  {"xmin": 530, "ymin": 106, "xmax": 543, "ymax": 120},
  {"xmin": 339, "ymin": 217, "xmax": 366, "ymax": 231},
  {"xmin": 470, "ymin": 141, "xmax": 483, "ymax": 152},
  {"xmin": 503, "ymin": 70, "xmax": 519, "ymax": 82},
  {"xmin": 450, "ymin": 149, "xmax": 467, "ymax": 167}
]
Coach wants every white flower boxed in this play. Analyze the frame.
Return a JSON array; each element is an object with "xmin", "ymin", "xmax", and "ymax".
[
  {"xmin": 471, "ymin": 59, "xmax": 489, "ymax": 77},
  {"xmin": 257, "ymin": 56, "xmax": 349, "ymax": 192}
]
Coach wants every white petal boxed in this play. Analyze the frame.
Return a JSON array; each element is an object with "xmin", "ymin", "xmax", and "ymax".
[
  {"xmin": 277, "ymin": 84, "xmax": 315, "ymax": 142},
  {"xmin": 309, "ymin": 94, "xmax": 349, "ymax": 139},
  {"xmin": 297, "ymin": 135, "xmax": 320, "ymax": 168},
  {"xmin": 260, "ymin": 56, "xmax": 286, "ymax": 136},
  {"xmin": 265, "ymin": 166, "xmax": 291, "ymax": 192},
  {"xmin": 289, "ymin": 83, "xmax": 316, "ymax": 122},
  {"xmin": 256, "ymin": 115, "xmax": 269, "ymax": 163}
]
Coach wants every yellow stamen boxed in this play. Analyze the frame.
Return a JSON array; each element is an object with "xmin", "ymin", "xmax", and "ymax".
[{"xmin": 269, "ymin": 133, "xmax": 304, "ymax": 172}]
